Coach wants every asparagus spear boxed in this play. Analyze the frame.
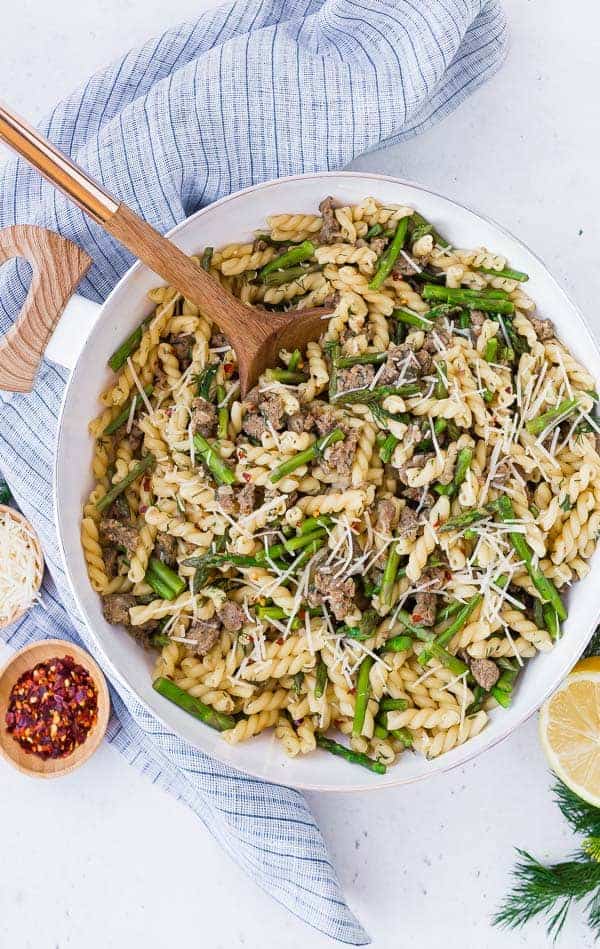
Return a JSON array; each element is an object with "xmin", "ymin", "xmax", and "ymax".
[
  {"xmin": 298, "ymin": 515, "xmax": 334, "ymax": 535},
  {"xmin": 492, "ymin": 496, "xmax": 566, "ymax": 620},
  {"xmin": 434, "ymin": 448, "xmax": 473, "ymax": 498},
  {"xmin": 390, "ymin": 727, "xmax": 414, "ymax": 748},
  {"xmin": 103, "ymin": 386, "xmax": 153, "ymax": 435},
  {"xmin": 484, "ymin": 337, "xmax": 498, "ymax": 363},
  {"xmin": 369, "ymin": 216, "xmax": 410, "ymax": 290},
  {"xmin": 216, "ymin": 385, "xmax": 229, "ymax": 440},
  {"xmin": 383, "ymin": 635, "xmax": 413, "ymax": 652},
  {"xmin": 333, "ymin": 383, "xmax": 420, "ymax": 405},
  {"xmin": 391, "ymin": 308, "xmax": 433, "ymax": 330},
  {"xmin": 543, "ymin": 603, "xmax": 561, "ymax": 640},
  {"xmin": 193, "ymin": 434, "xmax": 236, "ymax": 485},
  {"xmin": 525, "ymin": 398, "xmax": 578, "ymax": 436},
  {"xmin": 379, "ymin": 697, "xmax": 408, "ymax": 712},
  {"xmin": 366, "ymin": 223, "xmax": 384, "ymax": 239},
  {"xmin": 153, "ymin": 677, "xmax": 235, "ymax": 731},
  {"xmin": 422, "ymin": 284, "xmax": 515, "ymax": 314},
  {"xmin": 108, "ymin": 318, "xmax": 149, "ymax": 372},
  {"xmin": 417, "ymin": 594, "xmax": 482, "ymax": 666},
  {"xmin": 264, "ymin": 368, "xmax": 308, "ymax": 384},
  {"xmin": 352, "ymin": 656, "xmax": 374, "ymax": 737},
  {"xmin": 475, "ymin": 265, "xmax": 528, "ymax": 282},
  {"xmin": 314, "ymin": 657, "xmax": 328, "ymax": 699},
  {"xmin": 316, "ymin": 734, "xmax": 386, "ymax": 774},
  {"xmin": 262, "ymin": 263, "xmax": 321, "ymax": 286},
  {"xmin": 435, "ymin": 600, "xmax": 465, "ymax": 623},
  {"xmin": 256, "ymin": 527, "xmax": 328, "ymax": 562},
  {"xmin": 270, "ymin": 428, "xmax": 344, "ymax": 483},
  {"xmin": 259, "ymin": 240, "xmax": 315, "ymax": 278},
  {"xmin": 379, "ymin": 433, "xmax": 399, "ymax": 463},
  {"xmin": 145, "ymin": 557, "xmax": 187, "ymax": 600},
  {"xmin": 201, "ymin": 247, "xmax": 213, "ymax": 271},
  {"xmin": 256, "ymin": 605, "xmax": 302, "ymax": 631},
  {"xmin": 408, "ymin": 212, "xmax": 449, "ymax": 248},
  {"xmin": 96, "ymin": 454, "xmax": 155, "ymax": 512},
  {"xmin": 325, "ymin": 340, "xmax": 340, "ymax": 402},
  {"xmin": 287, "ymin": 349, "xmax": 302, "ymax": 372},
  {"xmin": 380, "ymin": 544, "xmax": 401, "ymax": 611},
  {"xmin": 435, "ymin": 360, "xmax": 448, "ymax": 399},
  {"xmin": 440, "ymin": 508, "xmax": 489, "ymax": 532},
  {"xmin": 195, "ymin": 364, "xmax": 218, "ymax": 400},
  {"xmin": 335, "ymin": 352, "xmax": 387, "ymax": 368}
]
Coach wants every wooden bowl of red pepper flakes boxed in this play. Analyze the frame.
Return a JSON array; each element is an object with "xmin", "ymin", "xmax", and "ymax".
[{"xmin": 0, "ymin": 640, "xmax": 110, "ymax": 778}]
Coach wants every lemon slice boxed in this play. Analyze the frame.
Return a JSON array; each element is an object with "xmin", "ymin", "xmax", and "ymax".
[{"xmin": 539, "ymin": 657, "xmax": 600, "ymax": 806}]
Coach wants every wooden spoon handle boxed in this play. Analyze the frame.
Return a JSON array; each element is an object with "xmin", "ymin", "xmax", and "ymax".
[{"xmin": 0, "ymin": 225, "xmax": 91, "ymax": 392}]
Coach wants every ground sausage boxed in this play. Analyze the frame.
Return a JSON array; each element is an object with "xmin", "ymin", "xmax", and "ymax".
[
  {"xmin": 411, "ymin": 592, "xmax": 437, "ymax": 627},
  {"xmin": 392, "ymin": 252, "xmax": 420, "ymax": 277},
  {"xmin": 237, "ymin": 483, "xmax": 263, "ymax": 516},
  {"xmin": 375, "ymin": 499, "xmax": 398, "ymax": 536},
  {"xmin": 470, "ymin": 310, "xmax": 486, "ymax": 339},
  {"xmin": 189, "ymin": 617, "xmax": 222, "ymax": 656},
  {"xmin": 336, "ymin": 364, "xmax": 375, "ymax": 394},
  {"xmin": 101, "ymin": 594, "xmax": 137, "ymax": 626},
  {"xmin": 470, "ymin": 657, "xmax": 500, "ymax": 691},
  {"xmin": 288, "ymin": 411, "xmax": 314, "ymax": 434},
  {"xmin": 242, "ymin": 412, "xmax": 268, "ymax": 439},
  {"xmin": 398, "ymin": 505, "xmax": 419, "ymax": 539},
  {"xmin": 529, "ymin": 316, "xmax": 555, "ymax": 341},
  {"xmin": 318, "ymin": 196, "xmax": 343, "ymax": 244},
  {"xmin": 191, "ymin": 396, "xmax": 217, "ymax": 437},
  {"xmin": 153, "ymin": 532, "xmax": 178, "ymax": 568},
  {"xmin": 308, "ymin": 403, "xmax": 338, "ymax": 436},
  {"xmin": 210, "ymin": 332, "xmax": 229, "ymax": 349},
  {"xmin": 322, "ymin": 430, "xmax": 359, "ymax": 478},
  {"xmin": 99, "ymin": 517, "xmax": 139, "ymax": 556},
  {"xmin": 217, "ymin": 485, "xmax": 237, "ymax": 515},
  {"xmin": 308, "ymin": 569, "xmax": 356, "ymax": 621},
  {"xmin": 218, "ymin": 601, "xmax": 246, "ymax": 632},
  {"xmin": 169, "ymin": 333, "xmax": 195, "ymax": 370},
  {"xmin": 259, "ymin": 391, "xmax": 285, "ymax": 431}
]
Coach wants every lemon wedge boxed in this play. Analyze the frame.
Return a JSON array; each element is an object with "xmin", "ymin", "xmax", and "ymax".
[{"xmin": 539, "ymin": 657, "xmax": 600, "ymax": 806}]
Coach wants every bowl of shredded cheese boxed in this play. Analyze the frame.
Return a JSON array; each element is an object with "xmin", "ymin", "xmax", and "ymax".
[{"xmin": 0, "ymin": 506, "xmax": 44, "ymax": 629}]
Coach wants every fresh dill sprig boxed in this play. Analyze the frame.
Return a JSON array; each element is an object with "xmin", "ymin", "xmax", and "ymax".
[{"xmin": 493, "ymin": 781, "xmax": 600, "ymax": 941}]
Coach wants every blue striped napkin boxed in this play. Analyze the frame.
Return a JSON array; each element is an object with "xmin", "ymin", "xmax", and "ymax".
[{"xmin": 0, "ymin": 1, "xmax": 507, "ymax": 941}]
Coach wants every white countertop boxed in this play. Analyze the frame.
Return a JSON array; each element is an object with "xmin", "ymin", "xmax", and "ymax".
[{"xmin": 1, "ymin": 1, "xmax": 598, "ymax": 946}]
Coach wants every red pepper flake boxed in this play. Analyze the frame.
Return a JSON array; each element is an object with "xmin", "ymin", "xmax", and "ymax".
[
  {"xmin": 275, "ymin": 637, "xmax": 284, "ymax": 645},
  {"xmin": 142, "ymin": 477, "xmax": 151, "ymax": 491},
  {"xmin": 242, "ymin": 472, "xmax": 251, "ymax": 482},
  {"xmin": 5, "ymin": 656, "xmax": 98, "ymax": 761},
  {"xmin": 139, "ymin": 504, "xmax": 148, "ymax": 515},
  {"xmin": 223, "ymin": 363, "xmax": 234, "ymax": 375}
]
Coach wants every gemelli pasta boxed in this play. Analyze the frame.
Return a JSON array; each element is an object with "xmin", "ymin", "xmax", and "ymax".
[{"xmin": 83, "ymin": 195, "xmax": 600, "ymax": 774}]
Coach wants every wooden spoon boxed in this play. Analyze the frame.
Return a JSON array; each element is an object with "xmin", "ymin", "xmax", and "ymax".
[{"xmin": 0, "ymin": 103, "xmax": 333, "ymax": 394}]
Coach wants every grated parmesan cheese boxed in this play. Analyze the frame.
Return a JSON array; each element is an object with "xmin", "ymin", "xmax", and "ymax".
[{"xmin": 0, "ymin": 512, "xmax": 43, "ymax": 624}]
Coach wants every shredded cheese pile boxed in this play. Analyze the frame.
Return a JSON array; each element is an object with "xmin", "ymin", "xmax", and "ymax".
[{"xmin": 0, "ymin": 512, "xmax": 42, "ymax": 624}]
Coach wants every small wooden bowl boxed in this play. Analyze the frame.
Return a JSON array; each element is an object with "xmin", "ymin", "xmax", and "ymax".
[
  {"xmin": 0, "ymin": 639, "xmax": 110, "ymax": 778},
  {"xmin": 0, "ymin": 505, "xmax": 44, "ymax": 629}
]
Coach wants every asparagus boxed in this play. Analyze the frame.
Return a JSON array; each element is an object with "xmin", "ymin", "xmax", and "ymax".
[
  {"xmin": 380, "ymin": 697, "xmax": 408, "ymax": 712},
  {"xmin": 418, "ymin": 594, "xmax": 482, "ymax": 666},
  {"xmin": 533, "ymin": 598, "xmax": 545, "ymax": 630},
  {"xmin": 373, "ymin": 723, "xmax": 389, "ymax": 739},
  {"xmin": 103, "ymin": 385, "xmax": 153, "ymax": 435},
  {"xmin": 153, "ymin": 677, "xmax": 235, "ymax": 731},
  {"xmin": 392, "ymin": 308, "xmax": 433, "ymax": 331},
  {"xmin": 262, "ymin": 263, "xmax": 320, "ymax": 287},
  {"xmin": 145, "ymin": 557, "xmax": 187, "ymax": 600},
  {"xmin": 543, "ymin": 603, "xmax": 561, "ymax": 640},
  {"xmin": 256, "ymin": 605, "xmax": 302, "ymax": 631},
  {"xmin": 287, "ymin": 349, "xmax": 302, "ymax": 372},
  {"xmin": 149, "ymin": 632, "xmax": 171, "ymax": 648},
  {"xmin": 292, "ymin": 538, "xmax": 326, "ymax": 570},
  {"xmin": 435, "ymin": 600, "xmax": 465, "ymax": 624},
  {"xmin": 270, "ymin": 428, "xmax": 344, "ymax": 483},
  {"xmin": 493, "ymin": 496, "xmax": 566, "ymax": 620},
  {"xmin": 316, "ymin": 735, "xmax": 386, "ymax": 774},
  {"xmin": 264, "ymin": 368, "xmax": 307, "ymax": 384},
  {"xmin": 292, "ymin": 672, "xmax": 305, "ymax": 694},
  {"xmin": 216, "ymin": 385, "xmax": 229, "ymax": 440},
  {"xmin": 96, "ymin": 454, "xmax": 155, "ymax": 512},
  {"xmin": 369, "ymin": 216, "xmax": 410, "ymax": 290},
  {"xmin": 435, "ymin": 447, "xmax": 473, "ymax": 498},
  {"xmin": 195, "ymin": 364, "xmax": 218, "ymax": 399},
  {"xmin": 380, "ymin": 544, "xmax": 401, "ymax": 610},
  {"xmin": 0, "ymin": 482, "xmax": 11, "ymax": 505},
  {"xmin": 326, "ymin": 340, "xmax": 341, "ymax": 402},
  {"xmin": 342, "ymin": 610, "xmax": 379, "ymax": 642},
  {"xmin": 458, "ymin": 310, "xmax": 471, "ymax": 329},
  {"xmin": 352, "ymin": 656, "xmax": 374, "ymax": 737},
  {"xmin": 422, "ymin": 284, "xmax": 515, "ymax": 314},
  {"xmin": 440, "ymin": 508, "xmax": 489, "ymax": 532},
  {"xmin": 193, "ymin": 434, "xmax": 236, "ymax": 485},
  {"xmin": 484, "ymin": 337, "xmax": 498, "ymax": 363},
  {"xmin": 525, "ymin": 398, "xmax": 578, "ymax": 436},
  {"xmin": 475, "ymin": 265, "xmax": 528, "ymax": 282},
  {"xmin": 383, "ymin": 634, "xmax": 413, "ymax": 652},
  {"xmin": 366, "ymin": 223, "xmax": 384, "ymax": 239},
  {"xmin": 256, "ymin": 527, "xmax": 328, "ymax": 562},
  {"xmin": 435, "ymin": 360, "xmax": 448, "ymax": 399},
  {"xmin": 259, "ymin": 240, "xmax": 315, "ymax": 278},
  {"xmin": 314, "ymin": 657, "xmax": 328, "ymax": 699},
  {"xmin": 298, "ymin": 515, "xmax": 334, "ymax": 535},
  {"xmin": 335, "ymin": 352, "xmax": 387, "ymax": 368},
  {"xmin": 201, "ymin": 247, "xmax": 213, "ymax": 271},
  {"xmin": 379, "ymin": 433, "xmax": 399, "ymax": 463},
  {"xmin": 482, "ymin": 388, "xmax": 494, "ymax": 404},
  {"xmin": 415, "ymin": 418, "xmax": 447, "ymax": 452},
  {"xmin": 390, "ymin": 727, "xmax": 413, "ymax": 748},
  {"xmin": 334, "ymin": 383, "xmax": 420, "ymax": 405},
  {"xmin": 422, "ymin": 642, "xmax": 469, "ymax": 676},
  {"xmin": 408, "ymin": 211, "xmax": 449, "ymax": 248},
  {"xmin": 108, "ymin": 318, "xmax": 149, "ymax": 372},
  {"xmin": 392, "ymin": 608, "xmax": 432, "ymax": 642}
]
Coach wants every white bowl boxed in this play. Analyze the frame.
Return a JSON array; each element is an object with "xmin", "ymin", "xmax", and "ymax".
[{"xmin": 54, "ymin": 171, "xmax": 600, "ymax": 791}]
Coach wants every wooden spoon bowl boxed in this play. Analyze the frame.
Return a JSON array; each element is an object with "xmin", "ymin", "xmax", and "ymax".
[
  {"xmin": 0, "ymin": 639, "xmax": 110, "ymax": 778},
  {"xmin": 0, "ymin": 505, "xmax": 44, "ymax": 629}
]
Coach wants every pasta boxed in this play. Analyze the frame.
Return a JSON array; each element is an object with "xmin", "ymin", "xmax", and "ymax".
[{"xmin": 83, "ymin": 194, "xmax": 600, "ymax": 775}]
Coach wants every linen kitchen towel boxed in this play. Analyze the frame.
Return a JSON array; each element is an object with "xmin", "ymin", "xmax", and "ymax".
[{"xmin": 0, "ymin": 1, "xmax": 507, "ymax": 941}]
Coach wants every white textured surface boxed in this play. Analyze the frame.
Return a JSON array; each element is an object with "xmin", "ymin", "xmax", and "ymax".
[{"xmin": 0, "ymin": 1, "xmax": 598, "ymax": 947}]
